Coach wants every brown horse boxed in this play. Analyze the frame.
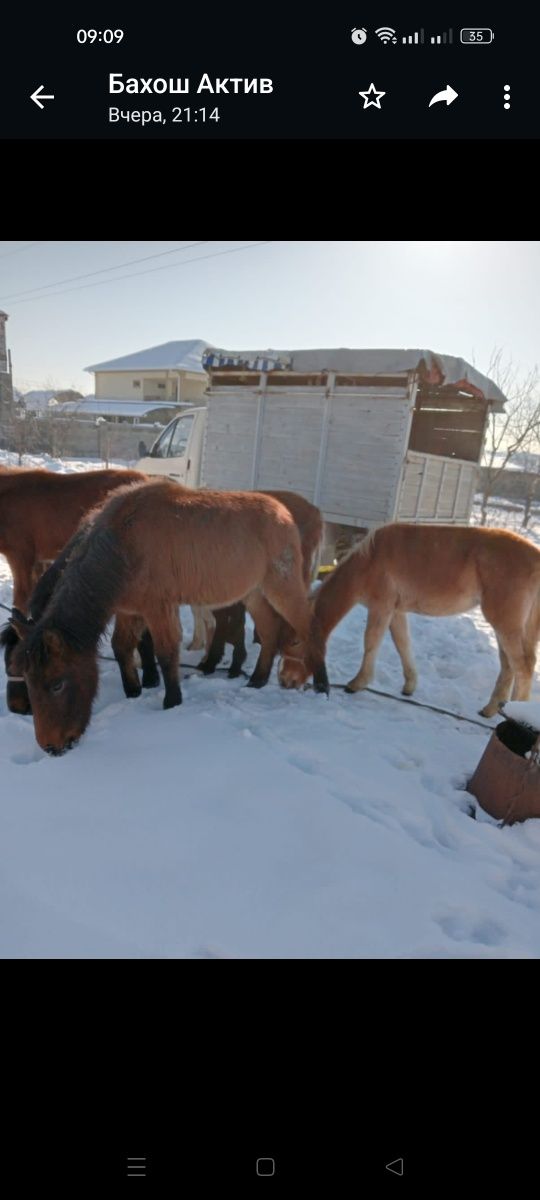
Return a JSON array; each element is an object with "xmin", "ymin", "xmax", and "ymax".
[
  {"xmin": 1, "ymin": 516, "xmax": 159, "ymax": 713},
  {"xmin": 195, "ymin": 489, "xmax": 323, "ymax": 677},
  {"xmin": 0, "ymin": 465, "xmax": 148, "ymax": 712},
  {"xmin": 278, "ymin": 523, "xmax": 540, "ymax": 718},
  {"xmin": 10, "ymin": 480, "xmax": 328, "ymax": 753},
  {"xmin": 0, "ymin": 466, "xmax": 147, "ymax": 612}
]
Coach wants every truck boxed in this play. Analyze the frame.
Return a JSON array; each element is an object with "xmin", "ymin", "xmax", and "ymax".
[{"xmin": 136, "ymin": 347, "xmax": 507, "ymax": 561}]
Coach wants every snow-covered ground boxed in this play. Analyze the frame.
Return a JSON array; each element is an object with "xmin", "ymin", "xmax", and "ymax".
[{"xmin": 2, "ymin": 457, "xmax": 540, "ymax": 958}]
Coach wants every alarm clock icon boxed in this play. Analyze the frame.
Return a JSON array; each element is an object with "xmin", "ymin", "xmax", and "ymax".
[{"xmin": 351, "ymin": 27, "xmax": 367, "ymax": 45}]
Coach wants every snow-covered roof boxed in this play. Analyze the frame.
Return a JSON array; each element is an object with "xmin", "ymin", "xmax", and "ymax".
[
  {"xmin": 203, "ymin": 346, "xmax": 508, "ymax": 410},
  {"xmin": 21, "ymin": 390, "xmax": 59, "ymax": 411},
  {"xmin": 57, "ymin": 398, "xmax": 184, "ymax": 419},
  {"xmin": 85, "ymin": 338, "xmax": 210, "ymax": 375}
]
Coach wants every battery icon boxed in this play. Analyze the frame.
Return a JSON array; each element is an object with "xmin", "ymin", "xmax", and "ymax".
[{"xmin": 460, "ymin": 28, "xmax": 494, "ymax": 43}]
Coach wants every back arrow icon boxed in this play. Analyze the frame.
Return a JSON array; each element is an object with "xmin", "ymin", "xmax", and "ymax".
[
  {"xmin": 30, "ymin": 85, "xmax": 55, "ymax": 109},
  {"xmin": 429, "ymin": 85, "xmax": 458, "ymax": 107},
  {"xmin": 386, "ymin": 1158, "xmax": 404, "ymax": 1175}
]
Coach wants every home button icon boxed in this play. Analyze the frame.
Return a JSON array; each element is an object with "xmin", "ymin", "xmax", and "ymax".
[{"xmin": 256, "ymin": 1157, "xmax": 276, "ymax": 1176}]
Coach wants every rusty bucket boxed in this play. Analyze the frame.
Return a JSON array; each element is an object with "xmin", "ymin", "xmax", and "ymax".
[{"xmin": 467, "ymin": 719, "xmax": 540, "ymax": 825}]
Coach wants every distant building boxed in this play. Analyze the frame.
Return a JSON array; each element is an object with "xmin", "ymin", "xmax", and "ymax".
[
  {"xmin": 0, "ymin": 310, "xmax": 14, "ymax": 418},
  {"xmin": 20, "ymin": 389, "xmax": 83, "ymax": 415},
  {"xmin": 84, "ymin": 338, "xmax": 210, "ymax": 413}
]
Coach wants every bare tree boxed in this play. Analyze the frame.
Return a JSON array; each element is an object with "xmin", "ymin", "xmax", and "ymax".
[
  {"xmin": 516, "ymin": 450, "xmax": 540, "ymax": 528},
  {"xmin": 2, "ymin": 407, "xmax": 42, "ymax": 464},
  {"xmin": 478, "ymin": 349, "xmax": 540, "ymax": 524}
]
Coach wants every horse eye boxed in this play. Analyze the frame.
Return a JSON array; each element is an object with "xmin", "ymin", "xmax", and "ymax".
[{"xmin": 51, "ymin": 679, "xmax": 65, "ymax": 695}]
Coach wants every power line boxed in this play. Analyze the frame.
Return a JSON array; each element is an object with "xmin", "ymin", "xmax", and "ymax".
[
  {"xmin": 0, "ymin": 241, "xmax": 42, "ymax": 260},
  {"xmin": 1, "ymin": 241, "xmax": 210, "ymax": 301},
  {"xmin": 4, "ymin": 242, "xmax": 274, "ymax": 306}
]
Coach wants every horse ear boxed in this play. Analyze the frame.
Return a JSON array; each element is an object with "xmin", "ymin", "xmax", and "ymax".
[
  {"xmin": 41, "ymin": 629, "xmax": 67, "ymax": 658},
  {"xmin": 9, "ymin": 609, "xmax": 32, "ymax": 641}
]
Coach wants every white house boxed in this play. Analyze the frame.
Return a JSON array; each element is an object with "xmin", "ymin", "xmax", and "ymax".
[{"xmin": 84, "ymin": 338, "xmax": 210, "ymax": 412}]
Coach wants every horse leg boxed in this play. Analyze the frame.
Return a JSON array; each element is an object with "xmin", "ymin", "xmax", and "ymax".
[
  {"xmin": 260, "ymin": 567, "xmax": 329, "ymax": 694},
  {"xmin": 186, "ymin": 605, "xmax": 204, "ymax": 651},
  {"xmin": 344, "ymin": 606, "xmax": 393, "ymax": 693},
  {"xmin": 486, "ymin": 627, "xmax": 537, "ymax": 711},
  {"xmin": 3, "ymin": 624, "xmax": 32, "ymax": 714},
  {"xmin": 244, "ymin": 594, "xmax": 282, "ymax": 688},
  {"xmin": 228, "ymin": 604, "xmax": 247, "ymax": 678},
  {"xmin": 10, "ymin": 554, "xmax": 35, "ymax": 614},
  {"xmin": 138, "ymin": 627, "xmax": 160, "ymax": 688},
  {"xmin": 389, "ymin": 611, "xmax": 417, "ymax": 696},
  {"xmin": 203, "ymin": 608, "xmax": 217, "ymax": 654},
  {"xmin": 144, "ymin": 607, "xmax": 183, "ymax": 709},
  {"xmin": 5, "ymin": 554, "xmax": 37, "ymax": 715},
  {"xmin": 479, "ymin": 638, "xmax": 514, "ymax": 718},
  {"xmin": 111, "ymin": 615, "xmax": 144, "ymax": 698},
  {"xmin": 200, "ymin": 607, "xmax": 228, "ymax": 675},
  {"xmin": 510, "ymin": 635, "xmax": 537, "ymax": 701}
]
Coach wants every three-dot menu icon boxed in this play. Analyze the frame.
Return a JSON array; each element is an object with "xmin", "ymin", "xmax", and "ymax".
[{"xmin": 504, "ymin": 85, "xmax": 511, "ymax": 110}]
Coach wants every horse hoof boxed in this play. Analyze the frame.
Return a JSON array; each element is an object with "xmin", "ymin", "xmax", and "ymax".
[
  {"xmin": 142, "ymin": 669, "xmax": 160, "ymax": 689},
  {"xmin": 313, "ymin": 665, "xmax": 330, "ymax": 696},
  {"xmin": 246, "ymin": 676, "xmax": 268, "ymax": 689},
  {"xmin": 163, "ymin": 691, "xmax": 182, "ymax": 709},
  {"xmin": 125, "ymin": 686, "xmax": 142, "ymax": 699},
  {"xmin": 228, "ymin": 667, "xmax": 242, "ymax": 679},
  {"xmin": 200, "ymin": 662, "xmax": 217, "ymax": 676},
  {"xmin": 344, "ymin": 684, "xmax": 356, "ymax": 694}
]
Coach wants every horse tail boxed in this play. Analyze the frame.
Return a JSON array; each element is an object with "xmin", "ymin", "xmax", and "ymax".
[
  {"xmin": 303, "ymin": 508, "xmax": 324, "ymax": 584},
  {"xmin": 310, "ymin": 541, "xmax": 322, "ymax": 583}
]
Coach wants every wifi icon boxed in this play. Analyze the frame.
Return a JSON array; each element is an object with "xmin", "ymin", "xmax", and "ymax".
[{"xmin": 376, "ymin": 26, "xmax": 397, "ymax": 43}]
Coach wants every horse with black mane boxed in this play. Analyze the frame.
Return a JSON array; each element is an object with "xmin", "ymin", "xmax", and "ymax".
[
  {"xmin": 10, "ymin": 480, "xmax": 328, "ymax": 754},
  {"xmin": 1, "ymin": 515, "xmax": 159, "ymax": 713}
]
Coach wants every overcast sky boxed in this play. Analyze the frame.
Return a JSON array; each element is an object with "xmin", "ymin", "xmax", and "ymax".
[{"xmin": 1, "ymin": 241, "xmax": 538, "ymax": 394}]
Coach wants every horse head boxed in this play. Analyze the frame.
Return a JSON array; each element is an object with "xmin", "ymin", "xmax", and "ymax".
[
  {"xmin": 9, "ymin": 622, "xmax": 98, "ymax": 754},
  {"xmin": 278, "ymin": 633, "xmax": 312, "ymax": 688},
  {"xmin": 1, "ymin": 612, "xmax": 34, "ymax": 714}
]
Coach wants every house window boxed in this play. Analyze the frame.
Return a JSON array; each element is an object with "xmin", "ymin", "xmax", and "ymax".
[
  {"xmin": 132, "ymin": 380, "xmax": 141, "ymax": 389},
  {"xmin": 157, "ymin": 382, "xmax": 165, "ymax": 390}
]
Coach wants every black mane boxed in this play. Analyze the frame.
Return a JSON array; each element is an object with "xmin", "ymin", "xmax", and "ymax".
[{"xmin": 25, "ymin": 523, "xmax": 128, "ymax": 655}]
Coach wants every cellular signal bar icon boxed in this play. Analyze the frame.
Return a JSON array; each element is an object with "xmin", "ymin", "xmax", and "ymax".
[
  {"xmin": 402, "ymin": 30, "xmax": 425, "ymax": 44},
  {"xmin": 431, "ymin": 30, "xmax": 453, "ymax": 44}
]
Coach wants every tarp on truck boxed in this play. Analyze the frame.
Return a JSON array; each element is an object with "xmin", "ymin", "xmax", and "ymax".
[{"xmin": 202, "ymin": 347, "xmax": 507, "ymax": 410}]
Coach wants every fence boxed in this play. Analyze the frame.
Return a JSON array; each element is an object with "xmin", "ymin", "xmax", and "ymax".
[
  {"xmin": 0, "ymin": 413, "xmax": 165, "ymax": 465},
  {"xmin": 476, "ymin": 465, "xmax": 540, "ymax": 504}
]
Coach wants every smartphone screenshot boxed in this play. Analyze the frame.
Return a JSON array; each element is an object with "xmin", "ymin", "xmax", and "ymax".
[{"xmin": 1, "ymin": 6, "xmax": 537, "ymax": 1194}]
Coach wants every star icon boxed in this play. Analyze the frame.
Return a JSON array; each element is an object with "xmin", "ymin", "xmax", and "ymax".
[{"xmin": 358, "ymin": 82, "xmax": 386, "ymax": 109}]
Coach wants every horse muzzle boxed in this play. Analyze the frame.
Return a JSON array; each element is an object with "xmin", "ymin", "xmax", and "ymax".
[{"xmin": 44, "ymin": 738, "xmax": 78, "ymax": 756}]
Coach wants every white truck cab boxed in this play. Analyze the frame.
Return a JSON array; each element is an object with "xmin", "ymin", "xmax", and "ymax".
[{"xmin": 136, "ymin": 406, "xmax": 206, "ymax": 488}]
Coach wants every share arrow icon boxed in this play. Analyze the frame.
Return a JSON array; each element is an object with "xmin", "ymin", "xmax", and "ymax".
[
  {"xmin": 428, "ymin": 84, "xmax": 458, "ymax": 107},
  {"xmin": 30, "ymin": 85, "xmax": 55, "ymax": 109}
]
